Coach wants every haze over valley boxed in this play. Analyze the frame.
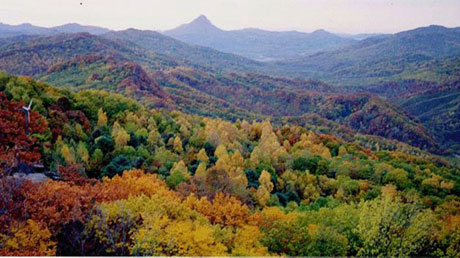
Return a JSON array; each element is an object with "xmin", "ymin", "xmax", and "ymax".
[{"xmin": 1, "ymin": 15, "xmax": 459, "ymax": 155}]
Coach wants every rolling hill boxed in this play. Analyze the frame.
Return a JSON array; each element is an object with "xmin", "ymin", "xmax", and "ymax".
[
  {"xmin": 42, "ymin": 55, "xmax": 173, "ymax": 109},
  {"xmin": 278, "ymin": 25, "xmax": 460, "ymax": 155},
  {"xmin": 153, "ymin": 67, "xmax": 439, "ymax": 152},
  {"xmin": 402, "ymin": 88, "xmax": 460, "ymax": 149},
  {"xmin": 102, "ymin": 28, "xmax": 268, "ymax": 74},
  {"xmin": 0, "ymin": 32, "xmax": 189, "ymax": 76},
  {"xmin": 361, "ymin": 79, "xmax": 460, "ymax": 154},
  {"xmin": 275, "ymin": 25, "xmax": 460, "ymax": 85},
  {"xmin": 0, "ymin": 26, "xmax": 452, "ymax": 154}
]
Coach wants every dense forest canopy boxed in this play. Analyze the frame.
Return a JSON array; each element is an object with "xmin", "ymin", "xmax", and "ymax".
[{"xmin": 1, "ymin": 73, "xmax": 460, "ymax": 256}]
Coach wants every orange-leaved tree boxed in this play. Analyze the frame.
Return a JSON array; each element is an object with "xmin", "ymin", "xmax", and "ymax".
[{"xmin": 184, "ymin": 192, "xmax": 252, "ymax": 227}]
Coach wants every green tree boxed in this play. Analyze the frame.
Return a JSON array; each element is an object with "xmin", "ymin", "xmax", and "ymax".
[
  {"xmin": 356, "ymin": 195, "xmax": 434, "ymax": 256},
  {"xmin": 101, "ymin": 155, "xmax": 133, "ymax": 178}
]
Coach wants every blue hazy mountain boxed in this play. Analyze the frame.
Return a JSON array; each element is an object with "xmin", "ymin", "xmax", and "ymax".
[
  {"xmin": 163, "ymin": 15, "xmax": 356, "ymax": 61},
  {"xmin": 0, "ymin": 22, "xmax": 110, "ymax": 38}
]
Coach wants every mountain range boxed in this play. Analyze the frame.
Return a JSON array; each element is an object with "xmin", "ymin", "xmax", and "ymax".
[
  {"xmin": 0, "ymin": 17, "xmax": 459, "ymax": 156},
  {"xmin": 102, "ymin": 28, "xmax": 267, "ymax": 74},
  {"xmin": 275, "ymin": 25, "xmax": 460, "ymax": 85},
  {"xmin": 163, "ymin": 15, "xmax": 357, "ymax": 61}
]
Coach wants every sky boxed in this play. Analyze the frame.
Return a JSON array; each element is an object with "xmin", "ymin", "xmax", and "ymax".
[{"xmin": 0, "ymin": 0, "xmax": 460, "ymax": 34}]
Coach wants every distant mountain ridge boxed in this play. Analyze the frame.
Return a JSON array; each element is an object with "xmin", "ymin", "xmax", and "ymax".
[
  {"xmin": 52, "ymin": 23, "xmax": 110, "ymax": 35},
  {"xmin": 275, "ymin": 24, "xmax": 460, "ymax": 85},
  {"xmin": 102, "ymin": 28, "xmax": 268, "ymax": 74},
  {"xmin": 0, "ymin": 22, "xmax": 111, "ymax": 38},
  {"xmin": 163, "ymin": 15, "xmax": 357, "ymax": 60},
  {"xmin": 0, "ymin": 22, "xmax": 54, "ymax": 37}
]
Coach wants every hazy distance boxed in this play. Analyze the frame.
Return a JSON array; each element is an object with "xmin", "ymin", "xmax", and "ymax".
[{"xmin": 1, "ymin": 0, "xmax": 460, "ymax": 34}]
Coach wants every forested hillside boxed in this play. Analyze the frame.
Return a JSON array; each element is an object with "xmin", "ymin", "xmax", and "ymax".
[
  {"xmin": 275, "ymin": 25, "xmax": 460, "ymax": 85},
  {"xmin": 103, "ymin": 28, "xmax": 268, "ymax": 74},
  {"xmin": 0, "ymin": 33, "xmax": 188, "ymax": 76},
  {"xmin": 1, "ymin": 73, "xmax": 460, "ymax": 256},
  {"xmin": 359, "ymin": 79, "xmax": 460, "ymax": 154},
  {"xmin": 269, "ymin": 25, "xmax": 460, "ymax": 155},
  {"xmin": 39, "ymin": 53, "xmax": 439, "ymax": 153},
  {"xmin": 42, "ymin": 55, "xmax": 173, "ymax": 109},
  {"xmin": 0, "ymin": 28, "xmax": 443, "ymax": 155},
  {"xmin": 155, "ymin": 68, "xmax": 440, "ymax": 152},
  {"xmin": 399, "ymin": 86, "xmax": 460, "ymax": 153}
]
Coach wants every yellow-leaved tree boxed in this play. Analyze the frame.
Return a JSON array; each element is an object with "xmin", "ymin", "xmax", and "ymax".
[
  {"xmin": 3, "ymin": 220, "xmax": 56, "ymax": 256},
  {"xmin": 97, "ymin": 108, "xmax": 107, "ymax": 127},
  {"xmin": 90, "ymin": 194, "xmax": 227, "ymax": 256},
  {"xmin": 196, "ymin": 148, "xmax": 209, "ymax": 163},
  {"xmin": 256, "ymin": 170, "xmax": 274, "ymax": 206},
  {"xmin": 194, "ymin": 162, "xmax": 208, "ymax": 178},
  {"xmin": 112, "ymin": 122, "xmax": 130, "ymax": 148},
  {"xmin": 184, "ymin": 193, "xmax": 269, "ymax": 256},
  {"xmin": 61, "ymin": 144, "xmax": 75, "ymax": 164},
  {"xmin": 173, "ymin": 135, "xmax": 183, "ymax": 153}
]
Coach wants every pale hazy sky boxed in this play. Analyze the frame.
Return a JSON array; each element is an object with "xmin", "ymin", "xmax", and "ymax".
[{"xmin": 1, "ymin": 0, "xmax": 460, "ymax": 33}]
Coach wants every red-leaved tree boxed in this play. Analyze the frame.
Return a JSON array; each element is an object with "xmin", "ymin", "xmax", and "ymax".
[{"xmin": 0, "ymin": 92, "xmax": 47, "ymax": 174}]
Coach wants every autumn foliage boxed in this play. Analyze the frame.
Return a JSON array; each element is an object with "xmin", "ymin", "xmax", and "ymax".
[
  {"xmin": 1, "ymin": 74, "xmax": 460, "ymax": 256},
  {"xmin": 0, "ymin": 92, "xmax": 47, "ymax": 173},
  {"xmin": 184, "ymin": 192, "xmax": 252, "ymax": 227}
]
